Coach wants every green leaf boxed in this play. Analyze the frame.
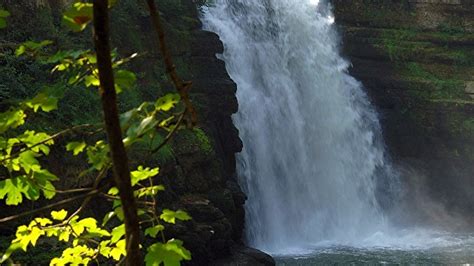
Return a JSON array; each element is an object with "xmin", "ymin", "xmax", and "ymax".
[
  {"xmin": 124, "ymin": 115, "xmax": 158, "ymax": 146},
  {"xmin": 0, "ymin": 241, "xmax": 21, "ymax": 264},
  {"xmin": 131, "ymin": 166, "xmax": 160, "ymax": 186},
  {"xmin": 51, "ymin": 245, "xmax": 95, "ymax": 265},
  {"xmin": 114, "ymin": 207, "xmax": 124, "ymax": 221},
  {"xmin": 115, "ymin": 70, "xmax": 136, "ymax": 91},
  {"xmin": 145, "ymin": 239, "xmax": 191, "ymax": 266},
  {"xmin": 51, "ymin": 210, "xmax": 68, "ymax": 221},
  {"xmin": 63, "ymin": 3, "xmax": 93, "ymax": 32},
  {"xmin": 58, "ymin": 230, "xmax": 71, "ymax": 242},
  {"xmin": 108, "ymin": 187, "xmax": 119, "ymax": 196},
  {"xmin": 86, "ymin": 141, "xmax": 110, "ymax": 170},
  {"xmin": 0, "ymin": 109, "xmax": 26, "ymax": 134},
  {"xmin": 155, "ymin": 93, "xmax": 181, "ymax": 112},
  {"xmin": 28, "ymin": 227, "xmax": 43, "ymax": 247},
  {"xmin": 84, "ymin": 74, "xmax": 100, "ymax": 87},
  {"xmin": 144, "ymin": 225, "xmax": 165, "ymax": 238},
  {"xmin": 77, "ymin": 217, "xmax": 97, "ymax": 229},
  {"xmin": 110, "ymin": 239, "xmax": 126, "ymax": 261},
  {"xmin": 18, "ymin": 130, "xmax": 54, "ymax": 155},
  {"xmin": 102, "ymin": 211, "xmax": 115, "ymax": 226},
  {"xmin": 160, "ymin": 209, "xmax": 191, "ymax": 224},
  {"xmin": 135, "ymin": 185, "xmax": 165, "ymax": 198},
  {"xmin": 24, "ymin": 92, "xmax": 58, "ymax": 112},
  {"xmin": 15, "ymin": 40, "xmax": 53, "ymax": 56},
  {"xmin": 110, "ymin": 224, "xmax": 125, "ymax": 244},
  {"xmin": 34, "ymin": 169, "xmax": 58, "ymax": 199},
  {"xmin": 0, "ymin": 177, "xmax": 30, "ymax": 205},
  {"xmin": 120, "ymin": 108, "xmax": 138, "ymax": 129},
  {"xmin": 18, "ymin": 151, "xmax": 40, "ymax": 174},
  {"xmin": 66, "ymin": 141, "xmax": 87, "ymax": 156}
]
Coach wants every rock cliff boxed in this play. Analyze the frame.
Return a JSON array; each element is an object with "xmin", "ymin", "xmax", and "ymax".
[{"xmin": 333, "ymin": 0, "xmax": 474, "ymax": 220}]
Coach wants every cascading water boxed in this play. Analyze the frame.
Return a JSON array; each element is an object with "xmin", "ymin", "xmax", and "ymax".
[
  {"xmin": 201, "ymin": 0, "xmax": 474, "ymax": 260},
  {"xmin": 202, "ymin": 0, "xmax": 398, "ymax": 253}
]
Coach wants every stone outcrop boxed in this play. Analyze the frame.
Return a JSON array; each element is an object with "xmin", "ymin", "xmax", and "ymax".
[{"xmin": 332, "ymin": 0, "xmax": 474, "ymax": 220}]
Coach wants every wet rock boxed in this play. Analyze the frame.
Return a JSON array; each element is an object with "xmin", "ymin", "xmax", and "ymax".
[{"xmin": 210, "ymin": 246, "xmax": 276, "ymax": 266}]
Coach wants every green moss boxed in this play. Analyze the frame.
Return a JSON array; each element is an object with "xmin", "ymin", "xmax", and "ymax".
[
  {"xmin": 403, "ymin": 62, "xmax": 465, "ymax": 101},
  {"xmin": 380, "ymin": 28, "xmax": 420, "ymax": 62},
  {"xmin": 437, "ymin": 22, "xmax": 466, "ymax": 35},
  {"xmin": 173, "ymin": 128, "xmax": 214, "ymax": 155},
  {"xmin": 193, "ymin": 128, "xmax": 213, "ymax": 154}
]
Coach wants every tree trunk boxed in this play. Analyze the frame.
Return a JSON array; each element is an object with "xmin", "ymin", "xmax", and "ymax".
[{"xmin": 92, "ymin": 0, "xmax": 142, "ymax": 264}]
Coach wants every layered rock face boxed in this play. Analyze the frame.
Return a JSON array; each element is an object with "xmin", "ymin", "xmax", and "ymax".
[{"xmin": 333, "ymin": 0, "xmax": 474, "ymax": 220}]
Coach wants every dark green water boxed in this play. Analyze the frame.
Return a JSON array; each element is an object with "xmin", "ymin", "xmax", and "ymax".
[{"xmin": 276, "ymin": 245, "xmax": 474, "ymax": 265}]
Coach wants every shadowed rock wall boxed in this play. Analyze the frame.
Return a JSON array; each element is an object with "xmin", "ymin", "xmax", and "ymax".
[{"xmin": 333, "ymin": 0, "xmax": 474, "ymax": 221}]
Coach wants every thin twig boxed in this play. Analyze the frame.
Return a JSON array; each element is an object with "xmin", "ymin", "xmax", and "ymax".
[
  {"xmin": 151, "ymin": 111, "xmax": 186, "ymax": 154},
  {"xmin": 145, "ymin": 0, "xmax": 197, "ymax": 127},
  {"xmin": 99, "ymin": 193, "xmax": 155, "ymax": 207},
  {"xmin": 64, "ymin": 166, "xmax": 110, "ymax": 224}
]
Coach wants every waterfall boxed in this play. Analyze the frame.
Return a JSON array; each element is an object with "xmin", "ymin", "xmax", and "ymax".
[{"xmin": 202, "ymin": 0, "xmax": 400, "ymax": 254}]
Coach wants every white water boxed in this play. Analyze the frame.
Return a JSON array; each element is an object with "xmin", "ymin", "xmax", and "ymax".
[{"xmin": 201, "ymin": 0, "xmax": 473, "ymax": 257}]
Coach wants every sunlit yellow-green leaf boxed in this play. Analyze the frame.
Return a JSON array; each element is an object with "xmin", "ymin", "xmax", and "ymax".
[
  {"xmin": 50, "ymin": 245, "xmax": 95, "ymax": 265},
  {"xmin": 110, "ymin": 224, "xmax": 125, "ymax": 244},
  {"xmin": 145, "ymin": 239, "xmax": 191, "ymax": 266},
  {"xmin": 51, "ymin": 210, "xmax": 68, "ymax": 221},
  {"xmin": 102, "ymin": 211, "xmax": 115, "ymax": 226},
  {"xmin": 108, "ymin": 187, "xmax": 119, "ymax": 196},
  {"xmin": 84, "ymin": 74, "xmax": 100, "ymax": 87},
  {"xmin": 131, "ymin": 166, "xmax": 160, "ymax": 186},
  {"xmin": 110, "ymin": 239, "xmax": 126, "ymax": 261},
  {"xmin": 155, "ymin": 93, "xmax": 180, "ymax": 112},
  {"xmin": 144, "ymin": 225, "xmax": 165, "ymax": 238},
  {"xmin": 0, "ymin": 177, "xmax": 29, "ymax": 205},
  {"xmin": 135, "ymin": 185, "xmax": 165, "ymax": 198},
  {"xmin": 160, "ymin": 209, "xmax": 191, "ymax": 224},
  {"xmin": 66, "ymin": 141, "xmax": 87, "ymax": 156},
  {"xmin": 0, "ymin": 109, "xmax": 26, "ymax": 134}
]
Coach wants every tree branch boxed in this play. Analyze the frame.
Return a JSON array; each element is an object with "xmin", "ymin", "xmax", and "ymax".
[
  {"xmin": 93, "ymin": 1, "xmax": 142, "ymax": 264},
  {"xmin": 151, "ymin": 111, "xmax": 186, "ymax": 154},
  {"xmin": 145, "ymin": 0, "xmax": 197, "ymax": 127}
]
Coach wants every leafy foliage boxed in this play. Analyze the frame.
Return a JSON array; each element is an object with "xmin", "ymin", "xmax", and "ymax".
[{"xmin": 0, "ymin": 2, "xmax": 192, "ymax": 265}]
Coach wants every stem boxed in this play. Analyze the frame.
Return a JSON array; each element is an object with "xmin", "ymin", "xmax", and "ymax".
[
  {"xmin": 145, "ymin": 0, "xmax": 197, "ymax": 127},
  {"xmin": 151, "ymin": 111, "xmax": 186, "ymax": 154},
  {"xmin": 92, "ymin": 1, "xmax": 142, "ymax": 264}
]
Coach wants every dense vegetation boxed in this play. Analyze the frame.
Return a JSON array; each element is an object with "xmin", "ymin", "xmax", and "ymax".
[{"xmin": 0, "ymin": 1, "xmax": 201, "ymax": 265}]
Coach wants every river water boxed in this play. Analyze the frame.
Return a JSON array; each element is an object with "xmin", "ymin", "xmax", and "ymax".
[{"xmin": 201, "ymin": 0, "xmax": 474, "ymax": 264}]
